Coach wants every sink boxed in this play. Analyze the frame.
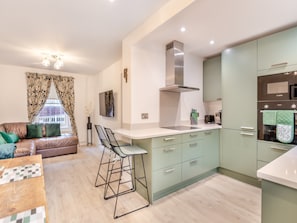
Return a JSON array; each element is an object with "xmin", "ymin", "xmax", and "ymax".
[{"xmin": 162, "ymin": 125, "xmax": 201, "ymax": 131}]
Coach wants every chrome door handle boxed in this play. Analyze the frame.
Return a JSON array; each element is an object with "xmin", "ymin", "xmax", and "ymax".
[
  {"xmin": 240, "ymin": 132, "xmax": 254, "ymax": 136},
  {"xmin": 270, "ymin": 146, "xmax": 288, "ymax": 152}
]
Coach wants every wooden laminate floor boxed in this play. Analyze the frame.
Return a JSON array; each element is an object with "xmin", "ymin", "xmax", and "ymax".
[{"xmin": 43, "ymin": 146, "xmax": 261, "ymax": 223}]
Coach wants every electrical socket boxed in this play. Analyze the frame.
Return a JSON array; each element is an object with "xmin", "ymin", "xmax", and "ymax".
[{"xmin": 141, "ymin": 113, "xmax": 149, "ymax": 119}]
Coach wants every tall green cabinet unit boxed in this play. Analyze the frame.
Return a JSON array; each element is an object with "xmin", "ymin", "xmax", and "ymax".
[{"xmin": 221, "ymin": 40, "xmax": 258, "ymax": 178}]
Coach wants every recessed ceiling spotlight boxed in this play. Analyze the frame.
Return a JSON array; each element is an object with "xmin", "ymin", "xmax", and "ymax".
[
  {"xmin": 109, "ymin": 0, "xmax": 115, "ymax": 2},
  {"xmin": 180, "ymin": 26, "xmax": 186, "ymax": 33},
  {"xmin": 209, "ymin": 40, "xmax": 215, "ymax": 45}
]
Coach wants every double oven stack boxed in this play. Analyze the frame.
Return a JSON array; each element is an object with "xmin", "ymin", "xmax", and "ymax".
[{"xmin": 258, "ymin": 71, "xmax": 297, "ymax": 144}]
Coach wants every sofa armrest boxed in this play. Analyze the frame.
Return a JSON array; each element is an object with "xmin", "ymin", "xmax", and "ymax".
[{"xmin": 14, "ymin": 140, "xmax": 36, "ymax": 158}]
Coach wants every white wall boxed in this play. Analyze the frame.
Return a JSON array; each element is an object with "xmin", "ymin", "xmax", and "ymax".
[
  {"xmin": 180, "ymin": 53, "xmax": 206, "ymax": 123},
  {"xmin": 128, "ymin": 43, "xmax": 205, "ymax": 128},
  {"xmin": 94, "ymin": 60, "xmax": 122, "ymax": 131},
  {"xmin": 0, "ymin": 64, "xmax": 94, "ymax": 145},
  {"xmin": 131, "ymin": 44, "xmax": 164, "ymax": 126}
]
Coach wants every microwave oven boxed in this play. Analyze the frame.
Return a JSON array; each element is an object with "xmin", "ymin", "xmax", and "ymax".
[{"xmin": 258, "ymin": 71, "xmax": 297, "ymax": 101}]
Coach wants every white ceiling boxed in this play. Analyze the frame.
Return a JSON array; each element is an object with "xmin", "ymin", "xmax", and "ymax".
[
  {"xmin": 138, "ymin": 0, "xmax": 297, "ymax": 58},
  {"xmin": 1, "ymin": 0, "xmax": 297, "ymax": 75}
]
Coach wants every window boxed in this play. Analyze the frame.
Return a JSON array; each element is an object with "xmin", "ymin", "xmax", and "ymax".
[{"xmin": 34, "ymin": 84, "xmax": 71, "ymax": 132}]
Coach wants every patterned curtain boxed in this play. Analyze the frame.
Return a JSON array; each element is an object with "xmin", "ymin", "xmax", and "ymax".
[
  {"xmin": 52, "ymin": 75, "xmax": 78, "ymax": 136},
  {"xmin": 26, "ymin": 73, "xmax": 52, "ymax": 122}
]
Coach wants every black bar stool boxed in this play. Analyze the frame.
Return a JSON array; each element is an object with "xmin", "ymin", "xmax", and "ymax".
[{"xmin": 104, "ymin": 127, "xmax": 150, "ymax": 219}]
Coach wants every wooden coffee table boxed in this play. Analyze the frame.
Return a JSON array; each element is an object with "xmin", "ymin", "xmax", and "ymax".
[{"xmin": 0, "ymin": 155, "xmax": 48, "ymax": 222}]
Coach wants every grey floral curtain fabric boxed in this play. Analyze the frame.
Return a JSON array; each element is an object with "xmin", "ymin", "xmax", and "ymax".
[
  {"xmin": 52, "ymin": 75, "xmax": 78, "ymax": 136},
  {"xmin": 26, "ymin": 72, "xmax": 78, "ymax": 136},
  {"xmin": 26, "ymin": 73, "xmax": 52, "ymax": 122}
]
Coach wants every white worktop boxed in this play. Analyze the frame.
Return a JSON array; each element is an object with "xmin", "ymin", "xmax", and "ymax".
[
  {"xmin": 257, "ymin": 146, "xmax": 297, "ymax": 190},
  {"xmin": 115, "ymin": 124, "xmax": 221, "ymax": 140}
]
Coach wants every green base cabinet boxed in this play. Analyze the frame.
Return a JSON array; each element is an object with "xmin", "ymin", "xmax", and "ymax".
[
  {"xmin": 262, "ymin": 180, "xmax": 297, "ymax": 223},
  {"xmin": 257, "ymin": 140, "xmax": 294, "ymax": 169},
  {"xmin": 221, "ymin": 128, "xmax": 257, "ymax": 178},
  {"xmin": 133, "ymin": 129, "xmax": 219, "ymax": 203}
]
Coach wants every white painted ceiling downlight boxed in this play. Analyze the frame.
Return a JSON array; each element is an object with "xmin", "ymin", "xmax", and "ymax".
[
  {"xmin": 209, "ymin": 40, "xmax": 215, "ymax": 45},
  {"xmin": 180, "ymin": 27, "xmax": 186, "ymax": 33}
]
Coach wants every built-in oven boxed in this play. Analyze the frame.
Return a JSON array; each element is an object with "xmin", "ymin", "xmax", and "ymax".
[
  {"xmin": 258, "ymin": 71, "xmax": 297, "ymax": 101},
  {"xmin": 258, "ymin": 101, "xmax": 297, "ymax": 144},
  {"xmin": 258, "ymin": 71, "xmax": 297, "ymax": 144}
]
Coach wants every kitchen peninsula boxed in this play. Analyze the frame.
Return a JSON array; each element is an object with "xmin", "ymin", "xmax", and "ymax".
[
  {"xmin": 257, "ymin": 147, "xmax": 297, "ymax": 223},
  {"xmin": 115, "ymin": 124, "xmax": 221, "ymax": 203}
]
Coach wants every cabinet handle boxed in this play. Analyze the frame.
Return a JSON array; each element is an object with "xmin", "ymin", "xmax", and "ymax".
[
  {"xmin": 240, "ymin": 127, "xmax": 254, "ymax": 131},
  {"xmin": 240, "ymin": 132, "xmax": 254, "ymax": 136},
  {"xmin": 270, "ymin": 146, "xmax": 288, "ymax": 152},
  {"xmin": 189, "ymin": 134, "xmax": 198, "ymax": 138},
  {"xmin": 271, "ymin": 62, "xmax": 288, "ymax": 67},
  {"xmin": 189, "ymin": 160, "xmax": 198, "ymax": 165},
  {"xmin": 276, "ymin": 94, "xmax": 283, "ymax": 97},
  {"xmin": 164, "ymin": 168, "xmax": 175, "ymax": 173},
  {"xmin": 189, "ymin": 143, "xmax": 198, "ymax": 147},
  {"xmin": 204, "ymin": 131, "xmax": 212, "ymax": 135},
  {"xmin": 163, "ymin": 137, "xmax": 175, "ymax": 141},
  {"xmin": 163, "ymin": 148, "xmax": 176, "ymax": 152}
]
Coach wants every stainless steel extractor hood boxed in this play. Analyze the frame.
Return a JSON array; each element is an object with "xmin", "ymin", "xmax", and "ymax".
[{"xmin": 160, "ymin": 40, "xmax": 200, "ymax": 93}]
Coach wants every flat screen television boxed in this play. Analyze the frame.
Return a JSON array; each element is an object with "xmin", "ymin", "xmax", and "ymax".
[{"xmin": 99, "ymin": 90, "xmax": 114, "ymax": 117}]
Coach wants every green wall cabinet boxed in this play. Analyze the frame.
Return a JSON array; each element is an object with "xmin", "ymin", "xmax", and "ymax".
[
  {"xmin": 221, "ymin": 40, "xmax": 257, "ymax": 129},
  {"xmin": 203, "ymin": 55, "xmax": 222, "ymax": 101},
  {"xmin": 258, "ymin": 26, "xmax": 297, "ymax": 75},
  {"xmin": 221, "ymin": 40, "xmax": 257, "ymax": 178}
]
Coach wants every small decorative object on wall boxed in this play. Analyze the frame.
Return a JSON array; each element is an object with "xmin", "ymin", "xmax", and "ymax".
[
  {"xmin": 190, "ymin": 108, "xmax": 199, "ymax": 125},
  {"xmin": 123, "ymin": 68, "xmax": 128, "ymax": 83}
]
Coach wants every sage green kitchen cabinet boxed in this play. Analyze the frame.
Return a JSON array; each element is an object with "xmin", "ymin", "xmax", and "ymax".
[
  {"xmin": 221, "ymin": 129, "xmax": 257, "ymax": 177},
  {"xmin": 181, "ymin": 131, "xmax": 203, "ymax": 181},
  {"xmin": 258, "ymin": 26, "xmax": 297, "ymax": 75},
  {"xmin": 221, "ymin": 40, "xmax": 257, "ymax": 178},
  {"xmin": 221, "ymin": 40, "xmax": 257, "ymax": 129},
  {"xmin": 133, "ymin": 129, "xmax": 220, "ymax": 202},
  {"xmin": 200, "ymin": 130, "xmax": 220, "ymax": 173},
  {"xmin": 262, "ymin": 180, "xmax": 297, "ymax": 223},
  {"xmin": 203, "ymin": 55, "xmax": 221, "ymax": 101},
  {"xmin": 257, "ymin": 140, "xmax": 294, "ymax": 169}
]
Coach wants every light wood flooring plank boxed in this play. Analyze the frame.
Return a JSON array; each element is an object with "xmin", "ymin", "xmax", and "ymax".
[{"xmin": 43, "ymin": 146, "xmax": 261, "ymax": 223}]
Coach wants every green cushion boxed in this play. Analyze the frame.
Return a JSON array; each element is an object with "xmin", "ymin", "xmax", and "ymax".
[
  {"xmin": 0, "ymin": 132, "xmax": 19, "ymax": 143},
  {"xmin": 0, "ymin": 134, "xmax": 6, "ymax": 144},
  {"xmin": 45, "ymin": 124, "xmax": 61, "ymax": 137},
  {"xmin": 26, "ymin": 124, "xmax": 43, "ymax": 139},
  {"xmin": 0, "ymin": 143, "xmax": 16, "ymax": 159}
]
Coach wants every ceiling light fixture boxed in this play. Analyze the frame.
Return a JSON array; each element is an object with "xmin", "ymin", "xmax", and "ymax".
[
  {"xmin": 180, "ymin": 26, "xmax": 186, "ymax": 32},
  {"xmin": 42, "ymin": 54, "xmax": 64, "ymax": 70},
  {"xmin": 209, "ymin": 40, "xmax": 215, "ymax": 45}
]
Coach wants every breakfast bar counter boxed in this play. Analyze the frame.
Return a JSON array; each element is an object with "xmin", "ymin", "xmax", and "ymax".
[
  {"xmin": 115, "ymin": 124, "xmax": 221, "ymax": 203},
  {"xmin": 257, "ymin": 146, "xmax": 297, "ymax": 223},
  {"xmin": 115, "ymin": 124, "xmax": 221, "ymax": 139}
]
